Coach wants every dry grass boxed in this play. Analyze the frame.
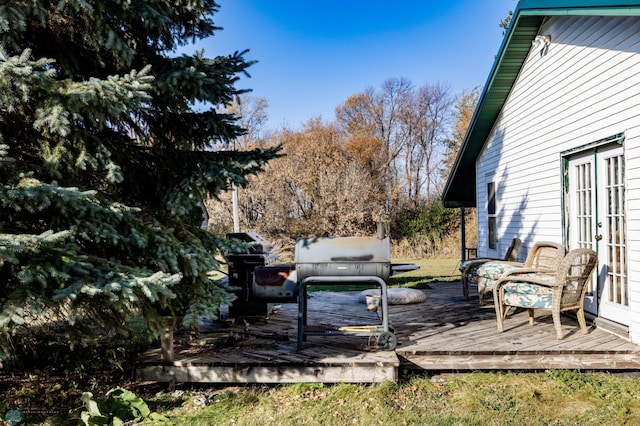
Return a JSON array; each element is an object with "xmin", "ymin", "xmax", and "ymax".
[{"xmin": 144, "ymin": 371, "xmax": 640, "ymax": 425}]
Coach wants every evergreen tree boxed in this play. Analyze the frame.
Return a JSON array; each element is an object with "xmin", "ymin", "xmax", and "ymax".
[{"xmin": 0, "ymin": 0, "xmax": 280, "ymax": 363}]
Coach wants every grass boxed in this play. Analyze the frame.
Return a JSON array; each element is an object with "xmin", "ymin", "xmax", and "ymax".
[
  {"xmin": 389, "ymin": 257, "xmax": 460, "ymax": 288},
  {"xmin": 142, "ymin": 371, "xmax": 640, "ymax": 425}
]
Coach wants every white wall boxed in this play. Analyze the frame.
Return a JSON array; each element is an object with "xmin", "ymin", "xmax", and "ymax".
[
  {"xmin": 476, "ymin": 15, "xmax": 640, "ymax": 341},
  {"xmin": 624, "ymin": 125, "xmax": 640, "ymax": 343}
]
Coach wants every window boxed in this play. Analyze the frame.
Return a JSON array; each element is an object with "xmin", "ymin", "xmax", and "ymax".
[{"xmin": 487, "ymin": 181, "xmax": 496, "ymax": 249}]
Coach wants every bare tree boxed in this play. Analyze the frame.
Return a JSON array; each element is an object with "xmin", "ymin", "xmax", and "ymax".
[
  {"xmin": 206, "ymin": 95, "xmax": 271, "ymax": 234},
  {"xmin": 336, "ymin": 77, "xmax": 414, "ymax": 216},
  {"xmin": 337, "ymin": 78, "xmax": 454, "ymax": 209},
  {"xmin": 500, "ymin": 10, "xmax": 514, "ymax": 35},
  {"xmin": 235, "ymin": 118, "xmax": 383, "ymax": 237},
  {"xmin": 208, "ymin": 81, "xmax": 458, "ymax": 243},
  {"xmin": 225, "ymin": 95, "xmax": 270, "ymax": 148},
  {"xmin": 410, "ymin": 82, "xmax": 454, "ymax": 202}
]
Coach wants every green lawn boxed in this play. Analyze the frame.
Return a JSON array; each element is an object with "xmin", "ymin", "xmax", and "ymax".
[{"xmin": 390, "ymin": 257, "xmax": 460, "ymax": 288}]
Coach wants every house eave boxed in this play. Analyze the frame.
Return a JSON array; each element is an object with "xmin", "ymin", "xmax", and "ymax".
[{"xmin": 442, "ymin": 0, "xmax": 640, "ymax": 208}]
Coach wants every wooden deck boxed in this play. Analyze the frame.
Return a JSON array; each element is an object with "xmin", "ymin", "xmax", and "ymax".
[{"xmin": 137, "ymin": 281, "xmax": 640, "ymax": 384}]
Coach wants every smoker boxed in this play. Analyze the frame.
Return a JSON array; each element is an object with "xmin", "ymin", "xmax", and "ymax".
[
  {"xmin": 225, "ymin": 231, "xmax": 279, "ymax": 319},
  {"xmin": 294, "ymin": 233, "xmax": 397, "ymax": 350}
]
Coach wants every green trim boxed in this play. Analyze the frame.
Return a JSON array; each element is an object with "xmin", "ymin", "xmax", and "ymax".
[
  {"xmin": 442, "ymin": 13, "xmax": 543, "ymax": 208},
  {"xmin": 518, "ymin": 0, "xmax": 640, "ymax": 10},
  {"xmin": 560, "ymin": 133, "xmax": 626, "ymax": 157},
  {"xmin": 521, "ymin": 8, "xmax": 640, "ymax": 16},
  {"xmin": 562, "ymin": 156, "xmax": 569, "ymax": 248}
]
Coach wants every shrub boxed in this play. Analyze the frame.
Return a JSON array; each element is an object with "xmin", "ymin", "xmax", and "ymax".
[{"xmin": 79, "ymin": 387, "xmax": 167, "ymax": 425}]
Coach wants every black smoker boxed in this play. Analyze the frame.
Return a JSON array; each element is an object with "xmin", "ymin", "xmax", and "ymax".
[{"xmin": 225, "ymin": 231, "xmax": 283, "ymax": 319}]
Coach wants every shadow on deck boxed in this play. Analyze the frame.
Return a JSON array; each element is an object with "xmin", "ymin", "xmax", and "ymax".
[{"xmin": 137, "ymin": 281, "xmax": 640, "ymax": 384}]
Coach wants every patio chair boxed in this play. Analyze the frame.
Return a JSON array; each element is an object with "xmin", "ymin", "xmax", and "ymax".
[
  {"xmin": 458, "ymin": 238, "xmax": 521, "ymax": 301},
  {"xmin": 475, "ymin": 241, "xmax": 565, "ymax": 305},
  {"xmin": 493, "ymin": 247, "xmax": 598, "ymax": 339}
]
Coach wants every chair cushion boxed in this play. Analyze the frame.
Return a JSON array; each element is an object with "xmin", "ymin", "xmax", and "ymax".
[
  {"xmin": 476, "ymin": 262, "xmax": 523, "ymax": 293},
  {"xmin": 477, "ymin": 262, "xmax": 522, "ymax": 280},
  {"xmin": 460, "ymin": 263, "xmax": 484, "ymax": 284},
  {"xmin": 459, "ymin": 258, "xmax": 493, "ymax": 272},
  {"xmin": 459, "ymin": 258, "xmax": 495, "ymax": 285},
  {"xmin": 503, "ymin": 281, "xmax": 553, "ymax": 295},
  {"xmin": 502, "ymin": 281, "xmax": 553, "ymax": 309}
]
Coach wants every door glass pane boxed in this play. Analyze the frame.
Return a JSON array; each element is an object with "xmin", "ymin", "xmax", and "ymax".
[
  {"xmin": 605, "ymin": 155, "xmax": 627, "ymax": 306},
  {"xmin": 574, "ymin": 162, "xmax": 595, "ymax": 294},
  {"xmin": 575, "ymin": 163, "xmax": 593, "ymax": 246}
]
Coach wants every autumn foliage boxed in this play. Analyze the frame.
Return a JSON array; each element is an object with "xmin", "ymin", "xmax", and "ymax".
[{"xmin": 207, "ymin": 80, "xmax": 478, "ymax": 257}]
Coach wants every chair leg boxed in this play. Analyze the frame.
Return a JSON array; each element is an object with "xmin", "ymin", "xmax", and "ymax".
[
  {"xmin": 552, "ymin": 309, "xmax": 563, "ymax": 340},
  {"xmin": 478, "ymin": 278, "xmax": 487, "ymax": 305},
  {"xmin": 577, "ymin": 307, "xmax": 588, "ymax": 334},
  {"xmin": 462, "ymin": 276, "xmax": 469, "ymax": 301},
  {"xmin": 493, "ymin": 291, "xmax": 504, "ymax": 332},
  {"xmin": 527, "ymin": 308, "xmax": 535, "ymax": 326}
]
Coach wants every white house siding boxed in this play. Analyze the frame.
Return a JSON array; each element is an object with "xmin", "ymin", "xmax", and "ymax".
[
  {"xmin": 626, "ymin": 124, "xmax": 640, "ymax": 342},
  {"xmin": 476, "ymin": 15, "xmax": 640, "ymax": 341}
]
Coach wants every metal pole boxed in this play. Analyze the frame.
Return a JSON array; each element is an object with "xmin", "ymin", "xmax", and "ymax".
[
  {"xmin": 231, "ymin": 138, "xmax": 240, "ymax": 233},
  {"xmin": 460, "ymin": 207, "xmax": 466, "ymax": 262},
  {"xmin": 232, "ymin": 182, "xmax": 240, "ymax": 232}
]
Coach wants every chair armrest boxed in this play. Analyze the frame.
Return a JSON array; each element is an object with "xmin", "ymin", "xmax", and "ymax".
[
  {"xmin": 500, "ymin": 267, "xmax": 554, "ymax": 277},
  {"xmin": 496, "ymin": 272, "xmax": 559, "ymax": 288},
  {"xmin": 466, "ymin": 257, "xmax": 501, "ymax": 262},
  {"xmin": 486, "ymin": 260, "xmax": 525, "ymax": 267},
  {"xmin": 460, "ymin": 258, "xmax": 502, "ymax": 273}
]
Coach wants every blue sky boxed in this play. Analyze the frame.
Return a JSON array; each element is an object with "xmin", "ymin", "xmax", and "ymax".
[{"xmin": 196, "ymin": 0, "xmax": 517, "ymax": 130}]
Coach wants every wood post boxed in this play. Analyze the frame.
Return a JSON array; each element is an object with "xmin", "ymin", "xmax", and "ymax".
[{"xmin": 161, "ymin": 317, "xmax": 175, "ymax": 363}]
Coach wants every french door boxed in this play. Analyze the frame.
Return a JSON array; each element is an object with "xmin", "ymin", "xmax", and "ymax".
[{"xmin": 566, "ymin": 142, "xmax": 628, "ymax": 325}]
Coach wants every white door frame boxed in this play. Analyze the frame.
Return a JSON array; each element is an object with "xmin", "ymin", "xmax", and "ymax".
[{"xmin": 563, "ymin": 135, "xmax": 629, "ymax": 325}]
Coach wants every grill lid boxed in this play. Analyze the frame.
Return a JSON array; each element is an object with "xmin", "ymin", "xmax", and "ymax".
[
  {"xmin": 295, "ymin": 236, "xmax": 390, "ymax": 263},
  {"xmin": 295, "ymin": 236, "xmax": 391, "ymax": 282},
  {"xmin": 227, "ymin": 230, "xmax": 273, "ymax": 254}
]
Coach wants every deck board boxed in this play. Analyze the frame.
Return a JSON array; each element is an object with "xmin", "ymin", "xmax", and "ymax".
[{"xmin": 137, "ymin": 281, "xmax": 640, "ymax": 384}]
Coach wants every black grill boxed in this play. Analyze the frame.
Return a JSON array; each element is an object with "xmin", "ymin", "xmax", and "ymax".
[{"xmin": 226, "ymin": 231, "xmax": 277, "ymax": 319}]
